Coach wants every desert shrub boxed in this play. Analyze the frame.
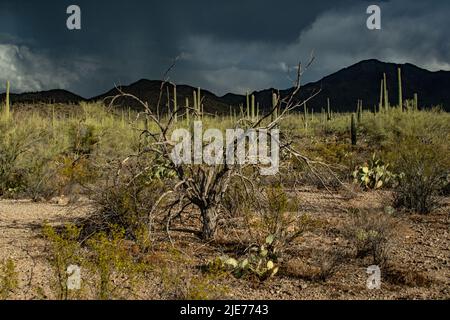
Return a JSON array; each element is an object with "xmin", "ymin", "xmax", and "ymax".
[
  {"xmin": 0, "ymin": 121, "xmax": 41, "ymax": 196},
  {"xmin": 343, "ymin": 209, "xmax": 395, "ymax": 266},
  {"xmin": 384, "ymin": 265, "xmax": 432, "ymax": 287},
  {"xmin": 67, "ymin": 121, "xmax": 99, "ymax": 156},
  {"xmin": 43, "ymin": 223, "xmax": 83, "ymax": 299},
  {"xmin": 86, "ymin": 156, "xmax": 170, "ymax": 242},
  {"xmin": 310, "ymin": 248, "xmax": 347, "ymax": 282},
  {"xmin": 284, "ymin": 248, "xmax": 347, "ymax": 282},
  {"xmin": 222, "ymin": 180, "xmax": 254, "ymax": 218},
  {"xmin": 310, "ymin": 141, "xmax": 353, "ymax": 166},
  {"xmin": 253, "ymin": 185, "xmax": 319, "ymax": 256},
  {"xmin": 390, "ymin": 137, "xmax": 449, "ymax": 214},
  {"xmin": 43, "ymin": 223, "xmax": 150, "ymax": 300},
  {"xmin": 85, "ymin": 227, "xmax": 149, "ymax": 300},
  {"xmin": 161, "ymin": 269, "xmax": 228, "ymax": 300},
  {"xmin": 160, "ymin": 248, "xmax": 228, "ymax": 300},
  {"xmin": 0, "ymin": 259, "xmax": 19, "ymax": 300},
  {"xmin": 208, "ymin": 183, "xmax": 320, "ymax": 282}
]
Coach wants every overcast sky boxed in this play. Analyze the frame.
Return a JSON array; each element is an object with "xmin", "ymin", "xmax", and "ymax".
[{"xmin": 0, "ymin": 0, "xmax": 449, "ymax": 97}]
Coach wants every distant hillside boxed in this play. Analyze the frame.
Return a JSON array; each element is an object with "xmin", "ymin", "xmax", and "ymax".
[
  {"xmin": 89, "ymin": 79, "xmax": 231, "ymax": 115},
  {"xmin": 0, "ymin": 89, "xmax": 85, "ymax": 105},
  {"xmin": 287, "ymin": 59, "xmax": 450, "ymax": 112},
  {"xmin": 2, "ymin": 60, "xmax": 450, "ymax": 113}
]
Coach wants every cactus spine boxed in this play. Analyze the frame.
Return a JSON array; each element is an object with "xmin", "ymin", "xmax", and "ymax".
[
  {"xmin": 351, "ymin": 113, "xmax": 357, "ymax": 146},
  {"xmin": 397, "ymin": 67, "xmax": 403, "ymax": 111}
]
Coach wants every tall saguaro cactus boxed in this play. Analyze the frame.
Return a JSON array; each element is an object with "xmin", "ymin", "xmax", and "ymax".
[
  {"xmin": 357, "ymin": 100, "xmax": 362, "ymax": 123},
  {"xmin": 303, "ymin": 102, "xmax": 308, "ymax": 129},
  {"xmin": 5, "ymin": 80, "xmax": 10, "ymax": 120},
  {"xmin": 327, "ymin": 98, "xmax": 331, "ymax": 121},
  {"xmin": 414, "ymin": 93, "xmax": 418, "ymax": 111},
  {"xmin": 379, "ymin": 78, "xmax": 384, "ymax": 113},
  {"xmin": 193, "ymin": 90, "xmax": 199, "ymax": 119},
  {"xmin": 383, "ymin": 73, "xmax": 389, "ymax": 111},
  {"xmin": 246, "ymin": 92, "xmax": 250, "ymax": 119},
  {"xmin": 397, "ymin": 67, "xmax": 403, "ymax": 111},
  {"xmin": 251, "ymin": 94, "xmax": 255, "ymax": 121},
  {"xmin": 173, "ymin": 84, "xmax": 178, "ymax": 123},
  {"xmin": 185, "ymin": 97, "xmax": 190, "ymax": 123},
  {"xmin": 351, "ymin": 113, "xmax": 357, "ymax": 146}
]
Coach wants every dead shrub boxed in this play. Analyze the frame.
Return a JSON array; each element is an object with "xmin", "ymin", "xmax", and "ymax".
[
  {"xmin": 384, "ymin": 265, "xmax": 432, "ymax": 287},
  {"xmin": 343, "ymin": 208, "xmax": 396, "ymax": 267},
  {"xmin": 284, "ymin": 248, "xmax": 347, "ymax": 282}
]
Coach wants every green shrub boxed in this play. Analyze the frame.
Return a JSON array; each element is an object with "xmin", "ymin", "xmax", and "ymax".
[
  {"xmin": 68, "ymin": 121, "xmax": 99, "ymax": 156},
  {"xmin": 88, "ymin": 156, "xmax": 170, "ymax": 241},
  {"xmin": 391, "ymin": 137, "xmax": 449, "ymax": 214},
  {"xmin": 0, "ymin": 259, "xmax": 19, "ymax": 300},
  {"xmin": 86, "ymin": 227, "xmax": 148, "ymax": 300},
  {"xmin": 43, "ymin": 223, "xmax": 83, "ymax": 299}
]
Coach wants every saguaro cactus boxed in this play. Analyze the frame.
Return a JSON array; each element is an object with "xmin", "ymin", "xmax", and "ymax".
[
  {"xmin": 246, "ymin": 92, "xmax": 250, "ymax": 119},
  {"xmin": 197, "ymin": 87, "xmax": 201, "ymax": 115},
  {"xmin": 397, "ymin": 67, "xmax": 403, "ymax": 111},
  {"xmin": 351, "ymin": 113, "xmax": 357, "ymax": 146},
  {"xmin": 256, "ymin": 102, "xmax": 260, "ymax": 120},
  {"xmin": 251, "ymin": 95, "xmax": 256, "ymax": 121},
  {"xmin": 327, "ymin": 98, "xmax": 331, "ymax": 121},
  {"xmin": 272, "ymin": 92, "xmax": 278, "ymax": 121},
  {"xmin": 185, "ymin": 97, "xmax": 190, "ymax": 123},
  {"xmin": 303, "ymin": 102, "xmax": 307, "ymax": 120},
  {"xmin": 357, "ymin": 100, "xmax": 362, "ymax": 123},
  {"xmin": 414, "ymin": 93, "xmax": 418, "ymax": 111},
  {"xmin": 383, "ymin": 73, "xmax": 389, "ymax": 110},
  {"xmin": 173, "ymin": 84, "xmax": 178, "ymax": 123},
  {"xmin": 193, "ymin": 90, "xmax": 198, "ymax": 118},
  {"xmin": 5, "ymin": 80, "xmax": 10, "ymax": 120},
  {"xmin": 379, "ymin": 78, "xmax": 384, "ymax": 113}
]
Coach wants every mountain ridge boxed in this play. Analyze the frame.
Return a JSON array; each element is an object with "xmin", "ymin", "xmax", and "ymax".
[{"xmin": 2, "ymin": 59, "xmax": 450, "ymax": 112}]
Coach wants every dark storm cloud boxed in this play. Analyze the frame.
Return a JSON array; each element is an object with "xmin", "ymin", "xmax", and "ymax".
[{"xmin": 0, "ymin": 0, "xmax": 448, "ymax": 96}]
